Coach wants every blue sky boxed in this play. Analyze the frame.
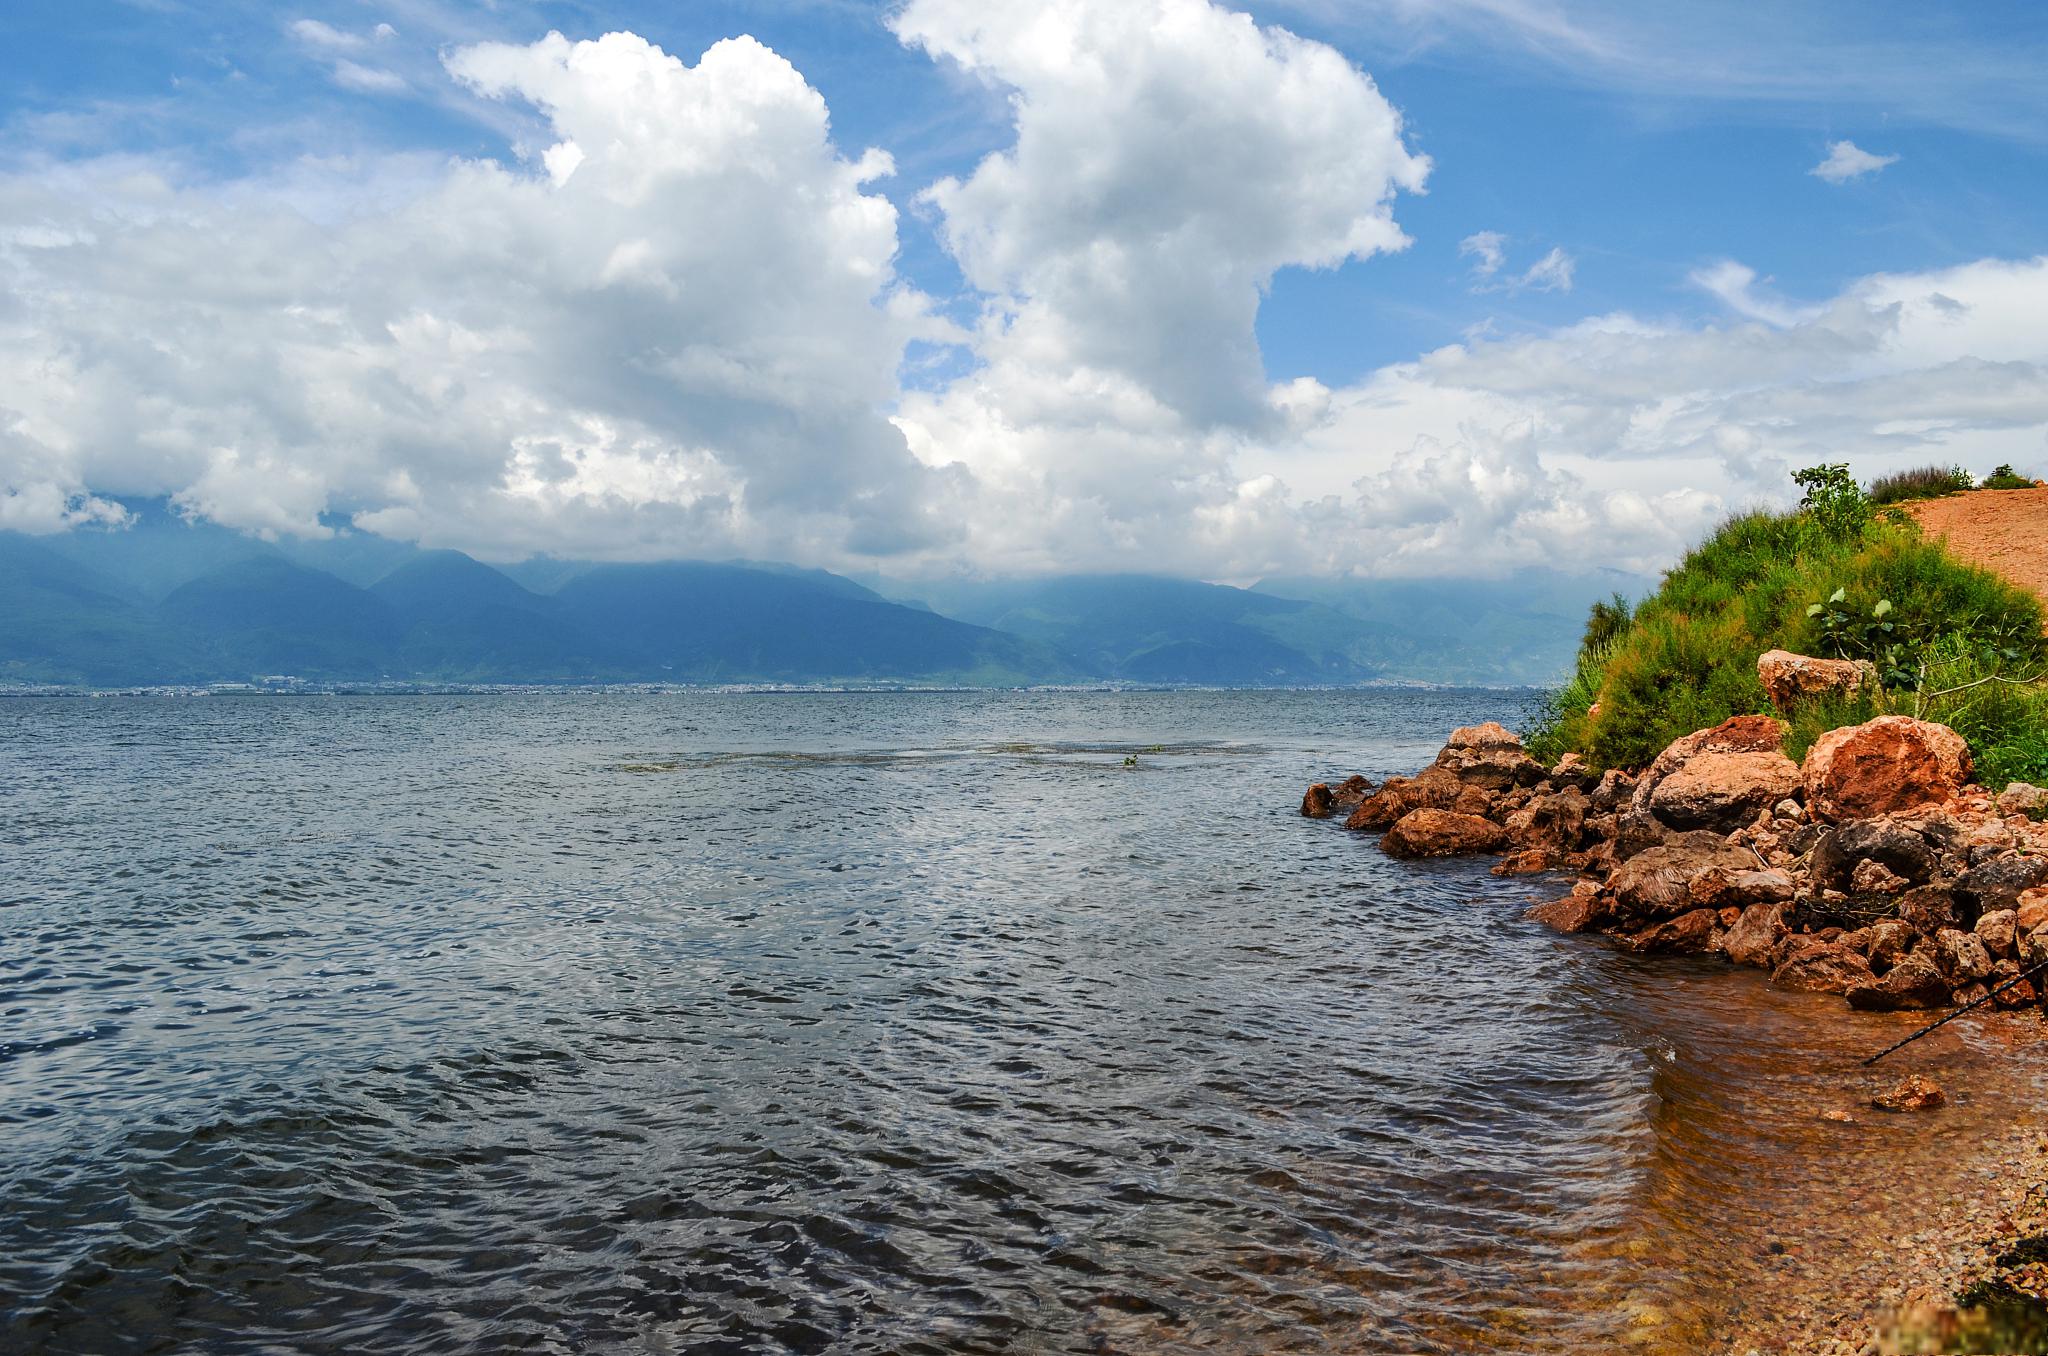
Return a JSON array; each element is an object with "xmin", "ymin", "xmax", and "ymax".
[{"xmin": 2, "ymin": 1, "xmax": 2046, "ymax": 578}]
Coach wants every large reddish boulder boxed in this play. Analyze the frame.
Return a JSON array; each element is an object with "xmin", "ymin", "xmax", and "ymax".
[
  {"xmin": 1756, "ymin": 649, "xmax": 1878, "ymax": 712},
  {"xmin": 1647, "ymin": 750, "xmax": 1803, "ymax": 831},
  {"xmin": 1802, "ymin": 716, "xmax": 1971, "ymax": 823},
  {"xmin": 1771, "ymin": 939, "xmax": 1876, "ymax": 994},
  {"xmin": 1380, "ymin": 809, "xmax": 1509, "ymax": 859},
  {"xmin": 1606, "ymin": 839, "xmax": 1754, "ymax": 921},
  {"xmin": 1432, "ymin": 722, "xmax": 1547, "ymax": 791},
  {"xmin": 1623, "ymin": 715, "xmax": 1789, "ymax": 838}
]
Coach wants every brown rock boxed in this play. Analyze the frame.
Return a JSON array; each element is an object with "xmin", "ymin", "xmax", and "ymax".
[
  {"xmin": 1897, "ymin": 885, "xmax": 1961, "ymax": 937},
  {"xmin": 1865, "ymin": 919, "xmax": 1917, "ymax": 970},
  {"xmin": 1772, "ymin": 939, "xmax": 1876, "ymax": 994},
  {"xmin": 1380, "ymin": 809, "xmax": 1509, "ymax": 859},
  {"xmin": 1434, "ymin": 724, "xmax": 1548, "ymax": 791},
  {"xmin": 2023, "ymin": 922, "xmax": 2048, "ymax": 967},
  {"xmin": 1802, "ymin": 716, "xmax": 1972, "ymax": 823},
  {"xmin": 1590, "ymin": 768, "xmax": 1636, "ymax": 811},
  {"xmin": 2019, "ymin": 887, "xmax": 2048, "ymax": 935},
  {"xmin": 1648, "ymin": 750, "xmax": 1804, "ymax": 832},
  {"xmin": 1934, "ymin": 928, "xmax": 1994, "ymax": 985},
  {"xmin": 1528, "ymin": 882, "xmax": 1611, "ymax": 934},
  {"xmin": 1812, "ymin": 817, "xmax": 1940, "ymax": 891},
  {"xmin": 1870, "ymin": 1074, "xmax": 1945, "ymax": 1113},
  {"xmin": 1955, "ymin": 852, "xmax": 2048, "ymax": 913},
  {"xmin": 1344, "ymin": 766, "xmax": 1464, "ymax": 830},
  {"xmin": 1976, "ymin": 909, "xmax": 2018, "ymax": 960},
  {"xmin": 1330, "ymin": 774, "xmax": 1374, "ymax": 809},
  {"xmin": 1991, "ymin": 959, "xmax": 2040, "ymax": 1009},
  {"xmin": 1549, "ymin": 752, "xmax": 1597, "ymax": 791},
  {"xmin": 1608, "ymin": 840, "xmax": 1754, "ymax": 921},
  {"xmin": 1691, "ymin": 866, "xmax": 1796, "ymax": 911},
  {"xmin": 1628, "ymin": 715, "xmax": 1788, "ymax": 816},
  {"xmin": 1847, "ymin": 952, "xmax": 1950, "ymax": 1010},
  {"xmin": 1623, "ymin": 908, "xmax": 1720, "ymax": 955},
  {"xmin": 1721, "ymin": 903, "xmax": 1790, "ymax": 968},
  {"xmin": 1997, "ymin": 782, "xmax": 2048, "ymax": 817},
  {"xmin": 1452, "ymin": 785, "xmax": 1499, "ymax": 818},
  {"xmin": 1756, "ymin": 649, "xmax": 1878, "ymax": 712},
  {"xmin": 1504, "ymin": 788, "xmax": 1590, "ymax": 854},
  {"xmin": 1850, "ymin": 857, "xmax": 1911, "ymax": 895},
  {"xmin": 1490, "ymin": 848, "xmax": 1553, "ymax": 877},
  {"xmin": 1301, "ymin": 783, "xmax": 1335, "ymax": 818}
]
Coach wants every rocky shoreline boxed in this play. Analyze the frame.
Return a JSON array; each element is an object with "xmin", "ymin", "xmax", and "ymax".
[
  {"xmin": 1304, "ymin": 717, "xmax": 2048, "ymax": 1018},
  {"xmin": 1301, "ymin": 655, "xmax": 2048, "ymax": 1345}
]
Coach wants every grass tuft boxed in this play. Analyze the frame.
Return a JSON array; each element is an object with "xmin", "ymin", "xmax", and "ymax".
[{"xmin": 1867, "ymin": 464, "xmax": 1973, "ymax": 506}]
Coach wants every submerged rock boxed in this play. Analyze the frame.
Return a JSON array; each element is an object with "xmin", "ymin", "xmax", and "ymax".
[
  {"xmin": 1871, "ymin": 1074, "xmax": 1945, "ymax": 1113},
  {"xmin": 1300, "ymin": 783, "xmax": 1335, "ymax": 819}
]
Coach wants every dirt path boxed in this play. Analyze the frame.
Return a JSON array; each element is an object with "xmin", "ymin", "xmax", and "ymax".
[{"xmin": 1905, "ymin": 487, "xmax": 2048, "ymax": 602}]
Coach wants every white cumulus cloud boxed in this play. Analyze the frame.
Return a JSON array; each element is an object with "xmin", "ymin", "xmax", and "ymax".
[
  {"xmin": 2, "ymin": 11, "xmax": 2043, "ymax": 585},
  {"xmin": 0, "ymin": 31, "xmax": 951, "ymax": 561}
]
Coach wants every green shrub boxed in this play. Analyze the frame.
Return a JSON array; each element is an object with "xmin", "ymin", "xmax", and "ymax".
[
  {"xmin": 1580, "ymin": 593, "xmax": 1633, "ymax": 653},
  {"xmin": 1982, "ymin": 463, "xmax": 2039, "ymax": 490},
  {"xmin": 1867, "ymin": 464, "xmax": 1973, "ymax": 505},
  {"xmin": 1525, "ymin": 464, "xmax": 2047, "ymax": 779},
  {"xmin": 1793, "ymin": 462, "xmax": 1870, "ymax": 540}
]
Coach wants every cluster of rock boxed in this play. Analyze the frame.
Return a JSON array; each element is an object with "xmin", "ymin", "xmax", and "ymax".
[{"xmin": 1302, "ymin": 709, "xmax": 2048, "ymax": 1013}]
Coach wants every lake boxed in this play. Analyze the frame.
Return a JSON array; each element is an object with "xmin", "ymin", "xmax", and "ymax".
[{"xmin": 1, "ymin": 690, "xmax": 2035, "ymax": 1353}]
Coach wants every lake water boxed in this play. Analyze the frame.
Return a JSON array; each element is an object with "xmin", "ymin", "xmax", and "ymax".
[{"xmin": 2, "ymin": 690, "xmax": 2039, "ymax": 1354}]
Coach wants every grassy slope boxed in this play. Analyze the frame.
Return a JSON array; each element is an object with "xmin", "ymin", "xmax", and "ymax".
[{"xmin": 1528, "ymin": 509, "xmax": 2048, "ymax": 787}]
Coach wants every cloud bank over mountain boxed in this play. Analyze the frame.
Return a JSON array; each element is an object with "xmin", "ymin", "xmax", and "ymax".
[{"xmin": 1, "ymin": 0, "xmax": 2044, "ymax": 583}]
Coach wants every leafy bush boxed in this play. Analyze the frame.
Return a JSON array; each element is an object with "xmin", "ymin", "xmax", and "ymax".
[
  {"xmin": 1526, "ymin": 464, "xmax": 2047, "ymax": 779},
  {"xmin": 1982, "ymin": 463, "xmax": 2039, "ymax": 490},
  {"xmin": 1793, "ymin": 462, "xmax": 1871, "ymax": 540},
  {"xmin": 1866, "ymin": 464, "xmax": 1973, "ymax": 505}
]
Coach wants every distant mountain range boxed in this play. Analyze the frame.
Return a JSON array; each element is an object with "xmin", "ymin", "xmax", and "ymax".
[{"xmin": 0, "ymin": 501, "xmax": 1648, "ymax": 688}]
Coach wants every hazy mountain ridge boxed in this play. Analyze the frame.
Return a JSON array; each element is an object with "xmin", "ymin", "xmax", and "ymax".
[{"xmin": 2, "ymin": 506, "xmax": 1646, "ymax": 687}]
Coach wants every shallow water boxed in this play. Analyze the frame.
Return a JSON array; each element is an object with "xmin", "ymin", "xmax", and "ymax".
[{"xmin": 1, "ymin": 689, "xmax": 2040, "ymax": 1354}]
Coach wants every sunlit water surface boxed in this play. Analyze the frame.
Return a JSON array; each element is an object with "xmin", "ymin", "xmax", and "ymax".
[{"xmin": 2, "ymin": 690, "xmax": 2040, "ymax": 1354}]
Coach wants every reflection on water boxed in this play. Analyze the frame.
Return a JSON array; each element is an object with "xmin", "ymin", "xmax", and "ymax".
[{"xmin": 0, "ymin": 690, "xmax": 2039, "ymax": 1354}]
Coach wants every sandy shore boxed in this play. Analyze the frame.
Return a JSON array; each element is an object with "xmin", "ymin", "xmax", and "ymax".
[{"xmin": 1717, "ymin": 1013, "xmax": 2048, "ymax": 1355}]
